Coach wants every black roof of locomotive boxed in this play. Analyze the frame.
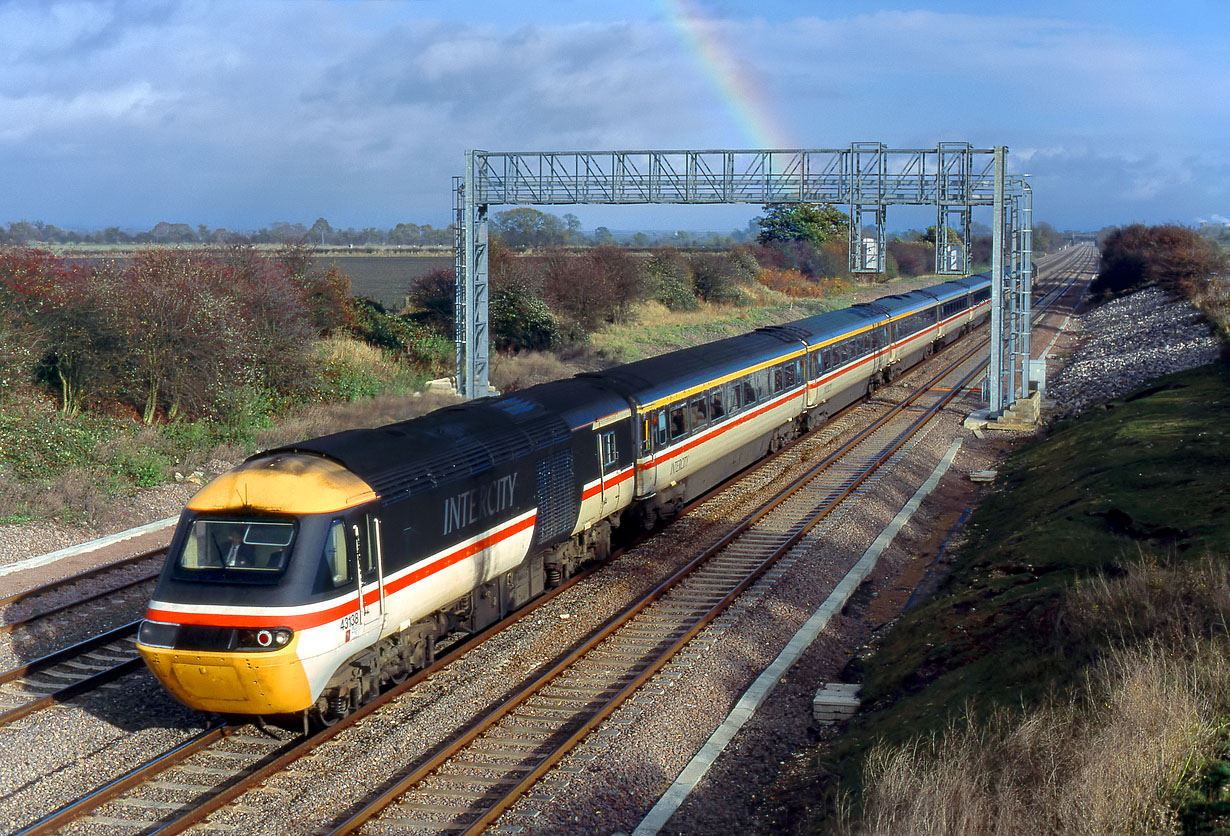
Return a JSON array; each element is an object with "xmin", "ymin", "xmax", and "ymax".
[{"xmin": 261, "ymin": 377, "xmax": 627, "ymax": 501}]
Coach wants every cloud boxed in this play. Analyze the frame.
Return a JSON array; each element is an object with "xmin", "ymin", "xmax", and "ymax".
[{"xmin": 0, "ymin": 1, "xmax": 1226, "ymax": 230}]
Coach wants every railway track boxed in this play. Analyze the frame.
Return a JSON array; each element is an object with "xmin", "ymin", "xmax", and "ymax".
[
  {"xmin": 0, "ymin": 621, "xmax": 143, "ymax": 728},
  {"xmin": 5, "ymin": 252, "xmax": 1093, "ymax": 835},
  {"xmin": 0, "ymin": 549, "xmax": 163, "ymax": 635},
  {"xmin": 323, "ymin": 351, "xmax": 990, "ymax": 835}
]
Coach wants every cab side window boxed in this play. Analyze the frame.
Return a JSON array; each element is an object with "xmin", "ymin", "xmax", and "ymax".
[{"xmin": 324, "ymin": 520, "xmax": 350, "ymax": 588}]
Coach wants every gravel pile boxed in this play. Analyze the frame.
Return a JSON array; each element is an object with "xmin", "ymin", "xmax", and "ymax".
[{"xmin": 1046, "ymin": 286, "xmax": 1221, "ymax": 416}]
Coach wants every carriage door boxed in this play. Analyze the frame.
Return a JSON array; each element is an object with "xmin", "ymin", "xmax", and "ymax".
[
  {"xmin": 638, "ymin": 409, "xmax": 666, "ymax": 498},
  {"xmin": 597, "ymin": 429, "xmax": 621, "ymax": 516},
  {"xmin": 352, "ymin": 515, "xmax": 386, "ymax": 637}
]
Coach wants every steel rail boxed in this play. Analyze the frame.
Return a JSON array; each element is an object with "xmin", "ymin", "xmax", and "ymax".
[
  {"xmin": 0, "ymin": 550, "xmax": 164, "ymax": 635},
  {"xmin": 0, "ymin": 620, "xmax": 138, "ymax": 686},
  {"xmin": 0, "ymin": 654, "xmax": 145, "ymax": 729},
  {"xmin": 12, "ymin": 724, "xmax": 230, "ymax": 836}
]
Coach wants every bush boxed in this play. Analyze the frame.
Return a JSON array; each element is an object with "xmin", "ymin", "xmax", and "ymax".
[
  {"xmin": 405, "ymin": 267, "xmax": 456, "ymax": 334},
  {"xmin": 540, "ymin": 246, "xmax": 647, "ymax": 330},
  {"xmin": 491, "ymin": 281, "xmax": 561, "ymax": 352},
  {"xmin": 1095, "ymin": 224, "xmax": 1226, "ymax": 299},
  {"xmin": 886, "ymin": 240, "xmax": 933, "ymax": 277},
  {"xmin": 690, "ymin": 253, "xmax": 746, "ymax": 304},
  {"xmin": 647, "ymin": 248, "xmax": 699, "ymax": 311},
  {"xmin": 347, "ymin": 297, "xmax": 451, "ymax": 377},
  {"xmin": 756, "ymin": 267, "xmax": 849, "ymax": 298}
]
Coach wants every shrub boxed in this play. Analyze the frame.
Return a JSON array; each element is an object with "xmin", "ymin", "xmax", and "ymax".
[
  {"xmin": 490, "ymin": 281, "xmax": 561, "ymax": 352},
  {"xmin": 406, "ymin": 266, "xmax": 457, "ymax": 334},
  {"xmin": 540, "ymin": 246, "xmax": 647, "ymax": 330},
  {"xmin": 1095, "ymin": 224, "xmax": 1226, "ymax": 299},
  {"xmin": 886, "ymin": 240, "xmax": 933, "ymax": 277},
  {"xmin": 690, "ymin": 253, "xmax": 746, "ymax": 304},
  {"xmin": 647, "ymin": 248, "xmax": 699, "ymax": 311},
  {"xmin": 756, "ymin": 267, "xmax": 849, "ymax": 298}
]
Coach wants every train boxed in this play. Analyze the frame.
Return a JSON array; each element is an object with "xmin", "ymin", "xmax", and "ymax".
[{"xmin": 136, "ymin": 273, "xmax": 992, "ymax": 727}]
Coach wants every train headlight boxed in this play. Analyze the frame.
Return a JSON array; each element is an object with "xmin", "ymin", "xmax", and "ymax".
[{"xmin": 238, "ymin": 627, "xmax": 293, "ymax": 650}]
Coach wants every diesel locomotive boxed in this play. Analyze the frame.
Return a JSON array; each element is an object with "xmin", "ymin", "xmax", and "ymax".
[{"xmin": 137, "ymin": 274, "xmax": 991, "ymax": 726}]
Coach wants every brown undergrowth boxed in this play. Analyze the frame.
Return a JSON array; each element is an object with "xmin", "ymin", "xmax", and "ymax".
[{"xmin": 845, "ymin": 557, "xmax": 1230, "ymax": 836}]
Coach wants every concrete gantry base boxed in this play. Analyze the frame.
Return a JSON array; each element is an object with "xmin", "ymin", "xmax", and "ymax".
[
  {"xmin": 813, "ymin": 683, "xmax": 862, "ymax": 725},
  {"xmin": 964, "ymin": 391, "xmax": 1042, "ymax": 432}
]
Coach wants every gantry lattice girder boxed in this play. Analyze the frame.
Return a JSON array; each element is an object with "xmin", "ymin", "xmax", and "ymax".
[
  {"xmin": 467, "ymin": 145, "xmax": 1001, "ymax": 207},
  {"xmin": 456, "ymin": 143, "xmax": 1032, "ymax": 415}
]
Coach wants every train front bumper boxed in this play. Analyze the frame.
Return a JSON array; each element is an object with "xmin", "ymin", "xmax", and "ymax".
[{"xmin": 137, "ymin": 637, "xmax": 313, "ymax": 716}]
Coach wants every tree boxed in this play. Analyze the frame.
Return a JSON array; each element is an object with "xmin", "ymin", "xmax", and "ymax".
[
  {"xmin": 310, "ymin": 218, "xmax": 333, "ymax": 245},
  {"xmin": 563, "ymin": 213, "xmax": 583, "ymax": 243},
  {"xmin": 491, "ymin": 208, "xmax": 567, "ymax": 249},
  {"xmin": 918, "ymin": 226, "xmax": 961, "ymax": 245},
  {"xmin": 755, "ymin": 203, "xmax": 849, "ymax": 247}
]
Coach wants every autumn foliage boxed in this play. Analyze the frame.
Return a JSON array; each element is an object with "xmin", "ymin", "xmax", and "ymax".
[
  {"xmin": 0, "ymin": 245, "xmax": 348, "ymax": 423},
  {"xmin": 1095, "ymin": 224, "xmax": 1225, "ymax": 298}
]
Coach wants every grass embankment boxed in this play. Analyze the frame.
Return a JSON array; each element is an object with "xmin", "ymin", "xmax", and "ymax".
[
  {"xmin": 780, "ymin": 362, "xmax": 1230, "ymax": 834},
  {"xmin": 0, "ymin": 337, "xmax": 454, "ymax": 526}
]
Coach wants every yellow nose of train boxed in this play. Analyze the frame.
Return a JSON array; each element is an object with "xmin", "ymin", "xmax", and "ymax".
[
  {"xmin": 136, "ymin": 453, "xmax": 380, "ymax": 717},
  {"xmin": 137, "ymin": 635, "xmax": 313, "ymax": 716}
]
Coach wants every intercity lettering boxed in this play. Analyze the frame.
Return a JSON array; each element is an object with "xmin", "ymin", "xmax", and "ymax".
[{"xmin": 442, "ymin": 473, "xmax": 518, "ymax": 537}]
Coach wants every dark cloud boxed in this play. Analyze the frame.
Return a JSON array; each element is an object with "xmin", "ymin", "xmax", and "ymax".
[{"xmin": 0, "ymin": 2, "xmax": 1225, "ymax": 230}]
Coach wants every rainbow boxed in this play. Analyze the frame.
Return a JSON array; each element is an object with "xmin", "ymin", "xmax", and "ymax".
[{"xmin": 661, "ymin": 0, "xmax": 794, "ymax": 149}]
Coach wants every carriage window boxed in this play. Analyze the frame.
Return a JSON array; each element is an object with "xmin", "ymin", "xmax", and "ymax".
[
  {"xmin": 728, "ymin": 381, "xmax": 742, "ymax": 412},
  {"xmin": 669, "ymin": 405, "xmax": 688, "ymax": 440},
  {"xmin": 783, "ymin": 361, "xmax": 796, "ymax": 388},
  {"xmin": 691, "ymin": 397, "xmax": 708, "ymax": 428},
  {"xmin": 655, "ymin": 410, "xmax": 669, "ymax": 446},
  {"xmin": 709, "ymin": 389, "xmax": 726, "ymax": 420},
  {"xmin": 601, "ymin": 430, "xmax": 618, "ymax": 466},
  {"xmin": 641, "ymin": 418, "xmax": 651, "ymax": 455}
]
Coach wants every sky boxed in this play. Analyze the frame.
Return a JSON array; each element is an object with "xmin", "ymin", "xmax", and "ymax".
[{"xmin": 1, "ymin": 0, "xmax": 1228, "ymax": 235}]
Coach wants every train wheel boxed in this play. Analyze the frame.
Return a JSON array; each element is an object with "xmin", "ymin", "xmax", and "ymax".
[{"xmin": 310, "ymin": 693, "xmax": 349, "ymax": 729}]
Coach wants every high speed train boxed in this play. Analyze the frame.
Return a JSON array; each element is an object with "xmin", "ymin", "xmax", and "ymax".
[{"xmin": 137, "ymin": 273, "xmax": 991, "ymax": 727}]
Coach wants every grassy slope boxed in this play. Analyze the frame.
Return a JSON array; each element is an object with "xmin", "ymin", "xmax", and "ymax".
[
  {"xmin": 588, "ymin": 275, "xmax": 945, "ymax": 364},
  {"xmin": 813, "ymin": 361, "xmax": 1230, "ymax": 814}
]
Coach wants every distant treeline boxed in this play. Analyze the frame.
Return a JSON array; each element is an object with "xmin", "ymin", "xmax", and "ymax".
[
  {"xmin": 0, "ymin": 219, "xmax": 456, "ymax": 248},
  {"xmin": 2, "ymin": 209, "xmax": 1090, "ymax": 253},
  {"xmin": 0, "ymin": 211, "xmax": 759, "ymax": 250}
]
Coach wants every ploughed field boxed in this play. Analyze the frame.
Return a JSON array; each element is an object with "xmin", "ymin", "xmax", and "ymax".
[{"xmin": 312, "ymin": 254, "xmax": 453, "ymax": 308}]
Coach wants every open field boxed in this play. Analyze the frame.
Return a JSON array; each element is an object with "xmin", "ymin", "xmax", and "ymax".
[{"xmin": 313, "ymin": 254, "xmax": 453, "ymax": 307}]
